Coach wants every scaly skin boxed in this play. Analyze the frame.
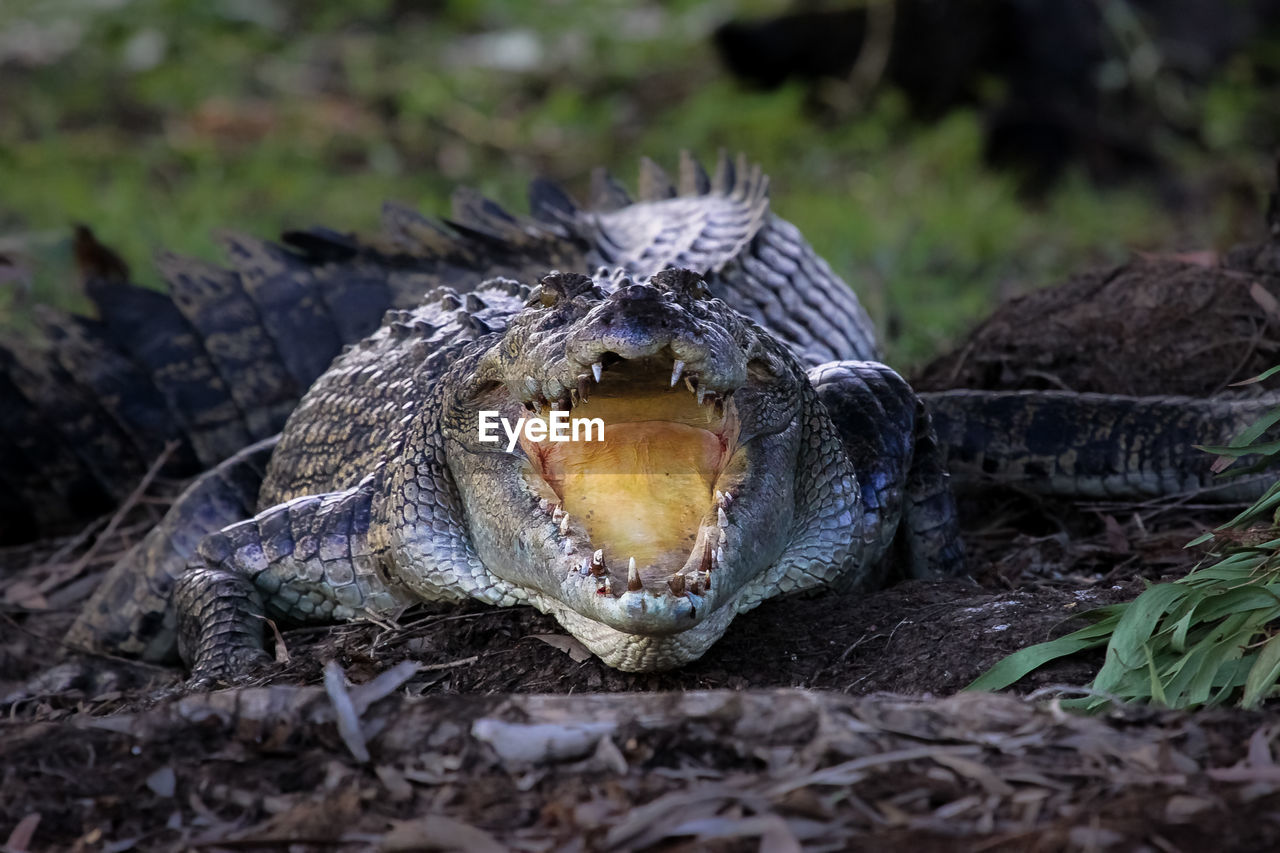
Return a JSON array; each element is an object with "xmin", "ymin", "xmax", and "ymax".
[
  {"xmin": 923, "ymin": 390, "xmax": 1280, "ymax": 501},
  {"xmin": 163, "ymin": 268, "xmax": 959, "ymax": 679}
]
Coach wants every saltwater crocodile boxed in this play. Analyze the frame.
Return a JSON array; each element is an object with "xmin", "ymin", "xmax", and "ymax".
[
  {"xmin": 120, "ymin": 267, "xmax": 957, "ymax": 677},
  {"xmin": 9, "ymin": 153, "xmax": 1278, "ymax": 679}
]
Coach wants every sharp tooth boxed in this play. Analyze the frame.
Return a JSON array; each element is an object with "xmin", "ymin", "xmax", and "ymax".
[
  {"xmin": 685, "ymin": 376, "xmax": 697, "ymax": 395},
  {"xmin": 715, "ymin": 546, "xmax": 724, "ymax": 565},
  {"xmin": 552, "ymin": 506, "xmax": 563, "ymax": 522},
  {"xmin": 602, "ymin": 577, "xmax": 613, "ymax": 594},
  {"xmin": 670, "ymin": 360, "xmax": 685, "ymax": 388},
  {"xmin": 722, "ymin": 491, "xmax": 734, "ymax": 505},
  {"xmin": 539, "ymin": 498, "xmax": 550, "ymax": 513},
  {"xmin": 627, "ymin": 557, "xmax": 642, "ymax": 591},
  {"xmin": 559, "ymin": 513, "xmax": 571, "ymax": 536},
  {"xmin": 718, "ymin": 507, "xmax": 729, "ymax": 528},
  {"xmin": 525, "ymin": 376, "xmax": 539, "ymax": 394},
  {"xmin": 591, "ymin": 549, "xmax": 606, "ymax": 576},
  {"xmin": 710, "ymin": 549, "xmax": 718, "ymax": 567},
  {"xmin": 668, "ymin": 575, "xmax": 686, "ymax": 596},
  {"xmin": 719, "ymin": 528, "xmax": 728, "ymax": 545},
  {"xmin": 580, "ymin": 559, "xmax": 592, "ymax": 576},
  {"xmin": 697, "ymin": 386, "xmax": 710, "ymax": 406},
  {"xmin": 591, "ymin": 361, "xmax": 603, "ymax": 383},
  {"xmin": 715, "ymin": 490, "xmax": 724, "ymax": 507}
]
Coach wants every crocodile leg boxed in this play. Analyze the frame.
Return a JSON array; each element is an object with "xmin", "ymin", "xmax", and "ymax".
[
  {"xmin": 808, "ymin": 361, "xmax": 965, "ymax": 585},
  {"xmin": 173, "ymin": 474, "xmax": 418, "ymax": 684}
]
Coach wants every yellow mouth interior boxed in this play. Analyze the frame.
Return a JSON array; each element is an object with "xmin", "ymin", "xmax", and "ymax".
[{"xmin": 522, "ymin": 364, "xmax": 737, "ymax": 581}]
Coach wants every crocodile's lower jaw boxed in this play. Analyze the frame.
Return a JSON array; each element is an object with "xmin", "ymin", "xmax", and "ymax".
[{"xmin": 542, "ymin": 588, "xmax": 745, "ymax": 671}]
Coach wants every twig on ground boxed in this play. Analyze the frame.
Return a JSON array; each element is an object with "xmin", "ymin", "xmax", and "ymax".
[{"xmin": 66, "ymin": 441, "xmax": 179, "ymax": 580}]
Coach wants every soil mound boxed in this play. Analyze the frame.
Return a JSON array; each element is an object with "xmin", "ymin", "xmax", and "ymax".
[{"xmin": 914, "ymin": 240, "xmax": 1280, "ymax": 397}]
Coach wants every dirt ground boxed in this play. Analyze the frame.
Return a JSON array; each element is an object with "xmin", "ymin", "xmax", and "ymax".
[{"xmin": 5, "ymin": 240, "xmax": 1280, "ymax": 851}]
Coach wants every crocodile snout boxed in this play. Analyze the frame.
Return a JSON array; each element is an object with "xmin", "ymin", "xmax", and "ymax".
[{"xmin": 574, "ymin": 283, "xmax": 707, "ymax": 364}]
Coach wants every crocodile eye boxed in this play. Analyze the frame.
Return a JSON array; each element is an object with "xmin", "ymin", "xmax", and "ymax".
[{"xmin": 692, "ymin": 280, "xmax": 711, "ymax": 300}]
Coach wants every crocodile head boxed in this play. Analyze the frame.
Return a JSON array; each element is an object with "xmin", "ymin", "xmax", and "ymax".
[{"xmin": 439, "ymin": 268, "xmax": 862, "ymax": 670}]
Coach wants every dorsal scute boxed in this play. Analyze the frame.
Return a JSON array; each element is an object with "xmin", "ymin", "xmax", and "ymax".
[
  {"xmin": 678, "ymin": 150, "xmax": 711, "ymax": 196},
  {"xmin": 637, "ymin": 156, "xmax": 677, "ymax": 202},
  {"xmin": 589, "ymin": 167, "xmax": 634, "ymax": 211}
]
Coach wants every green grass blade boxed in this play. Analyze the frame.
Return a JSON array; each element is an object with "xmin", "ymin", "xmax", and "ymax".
[
  {"xmin": 1144, "ymin": 644, "xmax": 1168, "ymax": 706},
  {"xmin": 1198, "ymin": 439, "xmax": 1280, "ymax": 457},
  {"xmin": 964, "ymin": 620, "xmax": 1116, "ymax": 692},
  {"xmin": 1231, "ymin": 365, "xmax": 1280, "ymax": 385},
  {"xmin": 1242, "ymin": 631, "xmax": 1280, "ymax": 708},
  {"xmin": 1092, "ymin": 584, "xmax": 1188, "ymax": 693},
  {"xmin": 1220, "ymin": 407, "xmax": 1280, "ymax": 449}
]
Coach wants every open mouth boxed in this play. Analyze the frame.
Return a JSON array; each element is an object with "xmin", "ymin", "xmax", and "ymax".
[{"xmin": 517, "ymin": 354, "xmax": 742, "ymax": 598}]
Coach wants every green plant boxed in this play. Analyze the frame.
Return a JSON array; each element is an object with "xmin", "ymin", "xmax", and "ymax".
[{"xmin": 968, "ymin": 366, "xmax": 1280, "ymax": 710}]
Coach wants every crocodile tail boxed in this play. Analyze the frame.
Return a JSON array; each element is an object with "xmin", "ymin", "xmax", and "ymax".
[
  {"xmin": 63, "ymin": 436, "xmax": 277, "ymax": 662},
  {"xmin": 0, "ymin": 341, "xmax": 123, "ymax": 540},
  {"xmin": 0, "ymin": 250, "xmax": 279, "ymax": 543},
  {"xmin": 922, "ymin": 390, "xmax": 1280, "ymax": 502},
  {"xmin": 0, "ymin": 214, "xmax": 584, "ymax": 544}
]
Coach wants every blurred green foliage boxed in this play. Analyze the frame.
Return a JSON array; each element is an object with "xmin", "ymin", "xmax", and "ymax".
[{"xmin": 0, "ymin": 0, "xmax": 1273, "ymax": 365}]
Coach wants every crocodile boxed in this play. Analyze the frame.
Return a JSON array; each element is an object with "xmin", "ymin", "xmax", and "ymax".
[
  {"xmin": 10, "ymin": 153, "xmax": 1280, "ymax": 679},
  {"xmin": 109, "ymin": 267, "xmax": 954, "ymax": 677}
]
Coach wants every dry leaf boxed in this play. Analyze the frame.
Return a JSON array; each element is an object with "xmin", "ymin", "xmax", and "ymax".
[
  {"xmin": 1250, "ymin": 281, "xmax": 1280, "ymax": 319},
  {"xmin": 145, "ymin": 766, "xmax": 176, "ymax": 798},
  {"xmin": 1101, "ymin": 514, "xmax": 1130, "ymax": 553},
  {"xmin": 2, "ymin": 581, "xmax": 48, "ymax": 610},
  {"xmin": 5, "ymin": 813, "xmax": 41, "ymax": 851},
  {"xmin": 529, "ymin": 633, "xmax": 593, "ymax": 662},
  {"xmin": 1164, "ymin": 794, "xmax": 1214, "ymax": 822},
  {"xmin": 379, "ymin": 815, "xmax": 505, "ymax": 853},
  {"xmin": 375, "ymin": 765, "xmax": 414, "ymax": 803},
  {"xmin": 324, "ymin": 660, "xmax": 370, "ymax": 763}
]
